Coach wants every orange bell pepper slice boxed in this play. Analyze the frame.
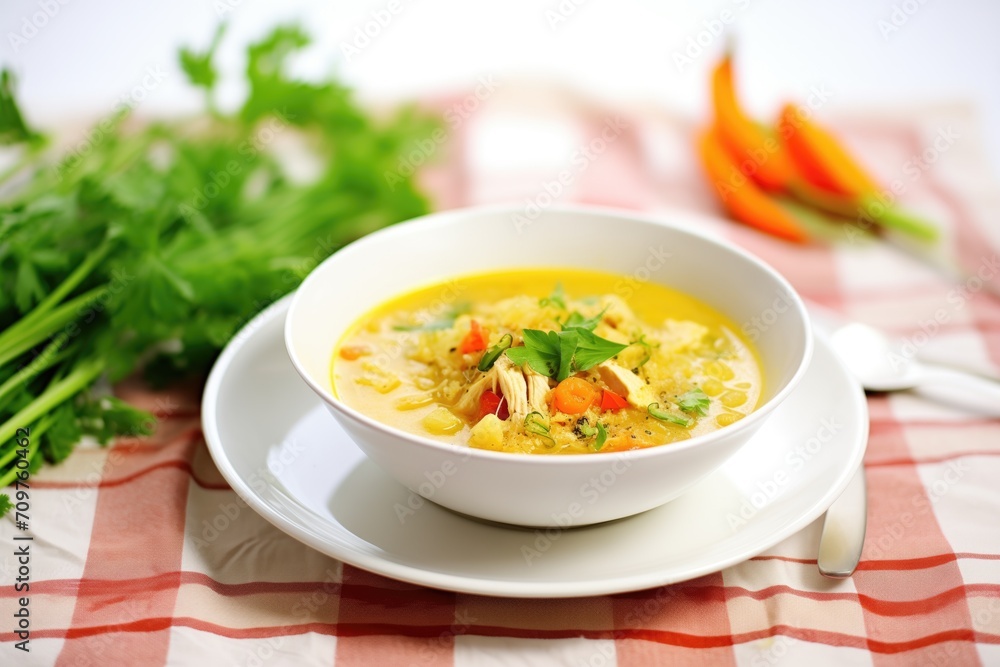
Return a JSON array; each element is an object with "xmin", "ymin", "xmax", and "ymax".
[{"xmin": 600, "ymin": 389, "xmax": 629, "ymax": 412}]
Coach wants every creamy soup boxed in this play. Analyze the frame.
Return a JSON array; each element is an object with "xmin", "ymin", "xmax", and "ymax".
[{"xmin": 332, "ymin": 269, "xmax": 763, "ymax": 454}]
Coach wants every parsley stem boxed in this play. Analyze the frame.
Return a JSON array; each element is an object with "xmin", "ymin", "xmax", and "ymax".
[
  {"xmin": 0, "ymin": 287, "xmax": 107, "ymax": 369},
  {"xmin": 0, "ymin": 357, "xmax": 103, "ymax": 447},
  {"xmin": 0, "ymin": 412, "xmax": 51, "ymax": 476},
  {"xmin": 0, "ymin": 335, "xmax": 70, "ymax": 410},
  {"xmin": 17, "ymin": 241, "xmax": 112, "ymax": 331}
]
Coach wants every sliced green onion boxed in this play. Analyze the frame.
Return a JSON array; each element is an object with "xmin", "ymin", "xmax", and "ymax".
[
  {"xmin": 525, "ymin": 411, "xmax": 555, "ymax": 445},
  {"xmin": 647, "ymin": 402, "xmax": 691, "ymax": 427},
  {"xmin": 630, "ymin": 334, "xmax": 657, "ymax": 369},
  {"xmin": 477, "ymin": 333, "xmax": 513, "ymax": 372}
]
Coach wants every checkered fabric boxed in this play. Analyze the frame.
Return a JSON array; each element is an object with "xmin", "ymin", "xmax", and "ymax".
[{"xmin": 2, "ymin": 88, "xmax": 999, "ymax": 666}]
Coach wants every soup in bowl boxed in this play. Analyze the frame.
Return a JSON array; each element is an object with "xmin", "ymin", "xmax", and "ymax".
[
  {"xmin": 285, "ymin": 206, "xmax": 811, "ymax": 526},
  {"xmin": 333, "ymin": 269, "xmax": 763, "ymax": 455}
]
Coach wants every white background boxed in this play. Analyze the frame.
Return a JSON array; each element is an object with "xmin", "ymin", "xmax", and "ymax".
[{"xmin": 2, "ymin": 0, "xmax": 999, "ymax": 170}]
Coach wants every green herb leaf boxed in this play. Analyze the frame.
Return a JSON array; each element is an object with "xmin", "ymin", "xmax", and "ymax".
[
  {"xmin": 0, "ymin": 69, "xmax": 41, "ymax": 145},
  {"xmin": 571, "ymin": 329, "xmax": 628, "ymax": 373},
  {"xmin": 41, "ymin": 403, "xmax": 82, "ymax": 464},
  {"xmin": 575, "ymin": 417, "xmax": 597, "ymax": 438},
  {"xmin": 561, "ymin": 307, "xmax": 607, "ymax": 333},
  {"xmin": 678, "ymin": 388, "xmax": 710, "ymax": 416},
  {"xmin": 506, "ymin": 329, "xmax": 561, "ymax": 377},
  {"xmin": 647, "ymin": 402, "xmax": 691, "ymax": 427},
  {"xmin": 556, "ymin": 329, "xmax": 579, "ymax": 381},
  {"xmin": 179, "ymin": 24, "xmax": 226, "ymax": 94},
  {"xmin": 0, "ymin": 22, "xmax": 436, "ymax": 516},
  {"xmin": 0, "ymin": 494, "xmax": 11, "ymax": 516},
  {"xmin": 595, "ymin": 422, "xmax": 608, "ymax": 450},
  {"xmin": 539, "ymin": 283, "xmax": 567, "ymax": 309},
  {"xmin": 477, "ymin": 333, "xmax": 512, "ymax": 372},
  {"xmin": 14, "ymin": 261, "xmax": 45, "ymax": 313},
  {"xmin": 393, "ymin": 303, "xmax": 471, "ymax": 332},
  {"xmin": 508, "ymin": 327, "xmax": 626, "ymax": 380}
]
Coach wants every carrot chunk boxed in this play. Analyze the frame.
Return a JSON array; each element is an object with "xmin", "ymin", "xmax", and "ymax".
[{"xmin": 553, "ymin": 377, "xmax": 599, "ymax": 415}]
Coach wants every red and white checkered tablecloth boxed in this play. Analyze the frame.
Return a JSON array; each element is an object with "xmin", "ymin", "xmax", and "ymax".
[{"xmin": 3, "ymin": 87, "xmax": 1000, "ymax": 666}]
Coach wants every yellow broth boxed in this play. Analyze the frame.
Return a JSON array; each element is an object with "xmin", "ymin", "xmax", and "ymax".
[{"xmin": 332, "ymin": 268, "xmax": 763, "ymax": 454}]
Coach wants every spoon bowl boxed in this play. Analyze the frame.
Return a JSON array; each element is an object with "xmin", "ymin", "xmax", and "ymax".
[{"xmin": 829, "ymin": 321, "xmax": 1000, "ymax": 415}]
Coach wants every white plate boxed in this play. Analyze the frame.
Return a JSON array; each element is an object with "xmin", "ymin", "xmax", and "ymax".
[{"xmin": 202, "ymin": 295, "xmax": 868, "ymax": 598}]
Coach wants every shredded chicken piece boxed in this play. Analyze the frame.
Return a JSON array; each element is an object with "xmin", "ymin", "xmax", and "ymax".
[
  {"xmin": 454, "ymin": 369, "xmax": 496, "ymax": 415},
  {"xmin": 524, "ymin": 365, "xmax": 551, "ymax": 416},
  {"xmin": 598, "ymin": 361, "xmax": 653, "ymax": 408},
  {"xmin": 495, "ymin": 355, "xmax": 529, "ymax": 418}
]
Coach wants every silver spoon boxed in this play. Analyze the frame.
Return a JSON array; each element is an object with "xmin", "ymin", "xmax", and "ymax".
[
  {"xmin": 816, "ymin": 466, "xmax": 866, "ymax": 579},
  {"xmin": 818, "ymin": 321, "xmax": 1000, "ymax": 578},
  {"xmin": 830, "ymin": 322, "xmax": 1000, "ymax": 411}
]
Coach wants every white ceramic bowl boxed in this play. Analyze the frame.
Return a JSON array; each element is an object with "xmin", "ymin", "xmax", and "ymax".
[{"xmin": 285, "ymin": 205, "xmax": 812, "ymax": 527}]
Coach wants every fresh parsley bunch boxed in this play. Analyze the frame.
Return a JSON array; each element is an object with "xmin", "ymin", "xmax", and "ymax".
[{"xmin": 0, "ymin": 25, "xmax": 437, "ymax": 513}]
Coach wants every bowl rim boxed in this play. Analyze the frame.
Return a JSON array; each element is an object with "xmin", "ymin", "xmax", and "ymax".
[{"xmin": 285, "ymin": 203, "xmax": 814, "ymax": 466}]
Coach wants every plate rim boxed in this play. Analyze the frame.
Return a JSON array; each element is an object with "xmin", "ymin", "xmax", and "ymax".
[{"xmin": 202, "ymin": 294, "xmax": 869, "ymax": 598}]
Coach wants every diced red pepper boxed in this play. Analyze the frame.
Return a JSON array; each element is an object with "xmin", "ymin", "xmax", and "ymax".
[
  {"xmin": 478, "ymin": 390, "xmax": 510, "ymax": 421},
  {"xmin": 459, "ymin": 320, "xmax": 489, "ymax": 354},
  {"xmin": 600, "ymin": 389, "xmax": 629, "ymax": 412}
]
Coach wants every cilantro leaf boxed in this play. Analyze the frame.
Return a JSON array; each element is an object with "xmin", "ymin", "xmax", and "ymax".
[
  {"xmin": 678, "ymin": 388, "xmax": 710, "ymax": 416},
  {"xmin": 557, "ymin": 329, "xmax": 579, "ymax": 381},
  {"xmin": 0, "ymin": 23, "xmax": 435, "ymax": 496},
  {"xmin": 571, "ymin": 329, "xmax": 627, "ymax": 373},
  {"xmin": 561, "ymin": 307, "xmax": 606, "ymax": 333},
  {"xmin": 507, "ymin": 327, "xmax": 626, "ymax": 380},
  {"xmin": 0, "ymin": 69, "xmax": 40, "ymax": 145},
  {"xmin": 539, "ymin": 283, "xmax": 567, "ymax": 309},
  {"xmin": 0, "ymin": 494, "xmax": 11, "ymax": 516},
  {"xmin": 41, "ymin": 403, "xmax": 82, "ymax": 464},
  {"xmin": 84, "ymin": 396, "xmax": 156, "ymax": 444},
  {"xmin": 179, "ymin": 24, "xmax": 226, "ymax": 94},
  {"xmin": 507, "ymin": 329, "xmax": 560, "ymax": 377}
]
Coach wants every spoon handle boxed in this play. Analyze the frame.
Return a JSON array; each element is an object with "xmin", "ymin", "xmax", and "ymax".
[
  {"xmin": 818, "ymin": 466, "xmax": 867, "ymax": 579},
  {"xmin": 916, "ymin": 366, "xmax": 1000, "ymax": 418}
]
